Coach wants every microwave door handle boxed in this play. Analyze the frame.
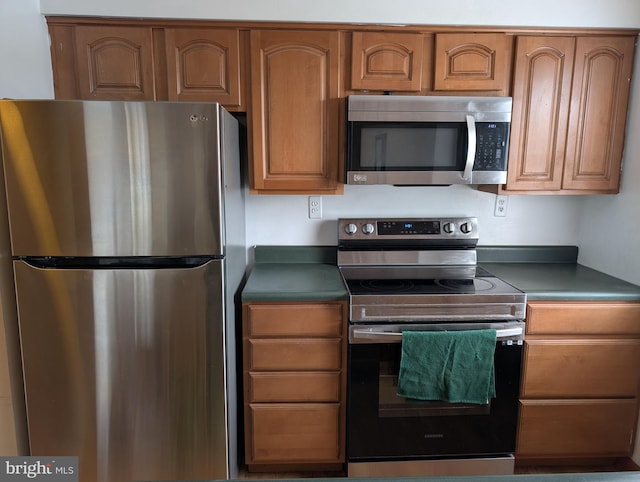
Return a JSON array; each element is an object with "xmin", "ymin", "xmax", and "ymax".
[{"xmin": 463, "ymin": 114, "xmax": 476, "ymax": 183}]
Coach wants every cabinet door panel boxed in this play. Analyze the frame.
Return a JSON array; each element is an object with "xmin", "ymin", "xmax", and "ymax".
[
  {"xmin": 165, "ymin": 28, "xmax": 242, "ymax": 107},
  {"xmin": 245, "ymin": 303, "xmax": 344, "ymax": 337},
  {"xmin": 351, "ymin": 32, "xmax": 423, "ymax": 91},
  {"xmin": 249, "ymin": 30, "xmax": 341, "ymax": 193},
  {"xmin": 248, "ymin": 339, "xmax": 342, "ymax": 371},
  {"xmin": 506, "ymin": 37, "xmax": 574, "ymax": 191},
  {"xmin": 563, "ymin": 36, "xmax": 635, "ymax": 191},
  {"xmin": 522, "ymin": 339, "xmax": 640, "ymax": 397},
  {"xmin": 248, "ymin": 372, "xmax": 341, "ymax": 402},
  {"xmin": 74, "ymin": 26, "xmax": 155, "ymax": 100},
  {"xmin": 248, "ymin": 403, "xmax": 342, "ymax": 463},
  {"xmin": 434, "ymin": 33, "xmax": 510, "ymax": 91},
  {"xmin": 517, "ymin": 399, "xmax": 637, "ymax": 457}
]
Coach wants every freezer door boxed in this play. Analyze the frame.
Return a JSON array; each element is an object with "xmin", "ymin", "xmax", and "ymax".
[
  {"xmin": 14, "ymin": 259, "xmax": 229, "ymax": 481},
  {"xmin": 0, "ymin": 100, "xmax": 231, "ymax": 257}
]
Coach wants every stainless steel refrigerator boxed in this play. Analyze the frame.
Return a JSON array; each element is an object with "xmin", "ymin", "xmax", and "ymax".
[{"xmin": 0, "ymin": 100, "xmax": 245, "ymax": 481}]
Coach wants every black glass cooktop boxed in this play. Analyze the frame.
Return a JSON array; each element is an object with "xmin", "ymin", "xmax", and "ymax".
[{"xmin": 343, "ymin": 267, "xmax": 522, "ymax": 296}]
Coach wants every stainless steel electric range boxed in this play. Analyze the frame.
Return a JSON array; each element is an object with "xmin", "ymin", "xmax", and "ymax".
[{"xmin": 338, "ymin": 217, "xmax": 526, "ymax": 478}]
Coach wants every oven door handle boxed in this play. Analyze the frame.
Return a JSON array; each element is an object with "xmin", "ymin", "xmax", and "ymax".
[{"xmin": 351, "ymin": 325, "xmax": 523, "ymax": 343}]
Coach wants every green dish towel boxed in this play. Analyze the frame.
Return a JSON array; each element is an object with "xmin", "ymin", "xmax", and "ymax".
[{"xmin": 396, "ymin": 329, "xmax": 497, "ymax": 404}]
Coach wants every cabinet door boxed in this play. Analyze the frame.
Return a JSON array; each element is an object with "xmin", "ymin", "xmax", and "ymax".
[
  {"xmin": 518, "ymin": 399, "xmax": 637, "ymax": 457},
  {"xmin": 563, "ymin": 36, "xmax": 635, "ymax": 191},
  {"xmin": 506, "ymin": 37, "xmax": 575, "ymax": 191},
  {"xmin": 434, "ymin": 33, "xmax": 511, "ymax": 92},
  {"xmin": 164, "ymin": 28, "xmax": 243, "ymax": 108},
  {"xmin": 350, "ymin": 32, "xmax": 424, "ymax": 91},
  {"xmin": 74, "ymin": 26, "xmax": 156, "ymax": 100},
  {"xmin": 249, "ymin": 30, "xmax": 342, "ymax": 193}
]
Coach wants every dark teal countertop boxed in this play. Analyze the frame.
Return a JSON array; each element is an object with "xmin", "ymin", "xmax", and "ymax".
[
  {"xmin": 242, "ymin": 245, "xmax": 640, "ymax": 303},
  {"xmin": 241, "ymin": 246, "xmax": 348, "ymax": 302},
  {"xmin": 478, "ymin": 246, "xmax": 640, "ymax": 301}
]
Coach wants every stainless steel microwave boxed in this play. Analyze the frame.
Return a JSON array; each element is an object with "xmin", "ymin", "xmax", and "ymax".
[{"xmin": 346, "ymin": 95, "xmax": 512, "ymax": 186}]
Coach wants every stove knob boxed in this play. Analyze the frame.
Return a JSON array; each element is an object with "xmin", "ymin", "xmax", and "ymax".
[
  {"xmin": 460, "ymin": 222, "xmax": 473, "ymax": 234},
  {"xmin": 362, "ymin": 223, "xmax": 375, "ymax": 235},
  {"xmin": 443, "ymin": 222, "xmax": 456, "ymax": 234},
  {"xmin": 344, "ymin": 223, "xmax": 358, "ymax": 235}
]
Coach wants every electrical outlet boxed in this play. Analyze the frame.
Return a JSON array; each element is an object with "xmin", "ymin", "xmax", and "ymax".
[
  {"xmin": 308, "ymin": 196, "xmax": 322, "ymax": 219},
  {"xmin": 494, "ymin": 195, "xmax": 508, "ymax": 217}
]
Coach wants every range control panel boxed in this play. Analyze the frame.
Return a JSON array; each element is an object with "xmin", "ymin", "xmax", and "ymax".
[{"xmin": 338, "ymin": 217, "xmax": 478, "ymax": 242}]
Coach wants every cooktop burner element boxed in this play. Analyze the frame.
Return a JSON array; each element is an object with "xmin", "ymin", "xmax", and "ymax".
[
  {"xmin": 435, "ymin": 277, "xmax": 496, "ymax": 292},
  {"xmin": 337, "ymin": 217, "xmax": 526, "ymax": 323}
]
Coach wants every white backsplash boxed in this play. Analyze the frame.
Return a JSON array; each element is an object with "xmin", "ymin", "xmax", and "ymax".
[{"xmin": 245, "ymin": 184, "xmax": 584, "ymax": 247}]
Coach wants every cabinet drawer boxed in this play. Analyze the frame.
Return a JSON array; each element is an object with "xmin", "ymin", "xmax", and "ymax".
[
  {"xmin": 248, "ymin": 372, "xmax": 341, "ymax": 402},
  {"xmin": 522, "ymin": 339, "xmax": 640, "ymax": 397},
  {"xmin": 245, "ymin": 303, "xmax": 344, "ymax": 337},
  {"xmin": 248, "ymin": 403, "xmax": 342, "ymax": 463},
  {"xmin": 248, "ymin": 339, "xmax": 342, "ymax": 371},
  {"xmin": 526, "ymin": 302, "xmax": 640, "ymax": 335},
  {"xmin": 517, "ymin": 399, "xmax": 637, "ymax": 457}
]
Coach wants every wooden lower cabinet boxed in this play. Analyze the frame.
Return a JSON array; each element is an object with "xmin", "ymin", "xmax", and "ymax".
[
  {"xmin": 248, "ymin": 403, "xmax": 342, "ymax": 464},
  {"xmin": 517, "ymin": 301, "xmax": 640, "ymax": 462},
  {"xmin": 242, "ymin": 301, "xmax": 347, "ymax": 471},
  {"xmin": 518, "ymin": 399, "xmax": 638, "ymax": 457}
]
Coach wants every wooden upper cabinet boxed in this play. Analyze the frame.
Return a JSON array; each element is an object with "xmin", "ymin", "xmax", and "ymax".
[
  {"xmin": 506, "ymin": 35, "xmax": 635, "ymax": 193},
  {"xmin": 350, "ymin": 32, "xmax": 424, "ymax": 91},
  {"xmin": 164, "ymin": 28, "xmax": 243, "ymax": 108},
  {"xmin": 507, "ymin": 36, "xmax": 575, "ymax": 191},
  {"xmin": 563, "ymin": 36, "xmax": 635, "ymax": 191},
  {"xmin": 434, "ymin": 33, "xmax": 511, "ymax": 92},
  {"xmin": 249, "ymin": 30, "xmax": 342, "ymax": 193},
  {"xmin": 74, "ymin": 26, "xmax": 156, "ymax": 100}
]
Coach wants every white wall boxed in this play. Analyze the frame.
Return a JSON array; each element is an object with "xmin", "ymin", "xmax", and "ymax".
[{"xmin": 39, "ymin": 0, "xmax": 640, "ymax": 28}]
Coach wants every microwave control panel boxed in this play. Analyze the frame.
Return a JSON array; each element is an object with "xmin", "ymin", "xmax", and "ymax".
[{"xmin": 474, "ymin": 123, "xmax": 510, "ymax": 171}]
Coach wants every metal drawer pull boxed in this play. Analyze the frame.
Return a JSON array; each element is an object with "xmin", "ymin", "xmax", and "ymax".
[{"xmin": 352, "ymin": 326, "xmax": 523, "ymax": 342}]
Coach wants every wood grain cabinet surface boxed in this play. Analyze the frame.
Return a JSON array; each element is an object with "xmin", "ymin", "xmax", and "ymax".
[
  {"xmin": 506, "ymin": 35, "xmax": 635, "ymax": 193},
  {"xmin": 164, "ymin": 28, "xmax": 244, "ymax": 108},
  {"xmin": 47, "ymin": 18, "xmax": 638, "ymax": 196},
  {"xmin": 48, "ymin": 20, "xmax": 245, "ymax": 108},
  {"xmin": 350, "ymin": 32, "xmax": 424, "ymax": 92},
  {"xmin": 242, "ymin": 302, "xmax": 347, "ymax": 471},
  {"xmin": 517, "ymin": 301, "xmax": 640, "ymax": 462},
  {"xmin": 433, "ymin": 33, "xmax": 511, "ymax": 93},
  {"xmin": 248, "ymin": 30, "xmax": 342, "ymax": 194},
  {"xmin": 72, "ymin": 25, "xmax": 156, "ymax": 100}
]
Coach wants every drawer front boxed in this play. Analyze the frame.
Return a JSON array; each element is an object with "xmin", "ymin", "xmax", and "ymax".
[
  {"xmin": 248, "ymin": 403, "xmax": 342, "ymax": 464},
  {"xmin": 526, "ymin": 302, "xmax": 640, "ymax": 335},
  {"xmin": 248, "ymin": 372, "xmax": 341, "ymax": 402},
  {"xmin": 522, "ymin": 339, "xmax": 640, "ymax": 397},
  {"xmin": 245, "ymin": 303, "xmax": 344, "ymax": 337},
  {"xmin": 517, "ymin": 399, "xmax": 637, "ymax": 457},
  {"xmin": 248, "ymin": 339, "xmax": 342, "ymax": 371}
]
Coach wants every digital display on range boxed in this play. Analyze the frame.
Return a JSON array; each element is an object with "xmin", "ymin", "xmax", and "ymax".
[{"xmin": 377, "ymin": 220, "xmax": 441, "ymax": 235}]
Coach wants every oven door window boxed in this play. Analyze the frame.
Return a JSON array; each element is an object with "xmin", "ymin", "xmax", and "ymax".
[
  {"xmin": 348, "ymin": 122, "xmax": 468, "ymax": 171},
  {"xmin": 348, "ymin": 341, "xmax": 521, "ymax": 461}
]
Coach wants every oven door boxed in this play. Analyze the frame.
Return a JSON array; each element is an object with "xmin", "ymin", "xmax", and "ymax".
[{"xmin": 347, "ymin": 322, "xmax": 523, "ymax": 463}]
